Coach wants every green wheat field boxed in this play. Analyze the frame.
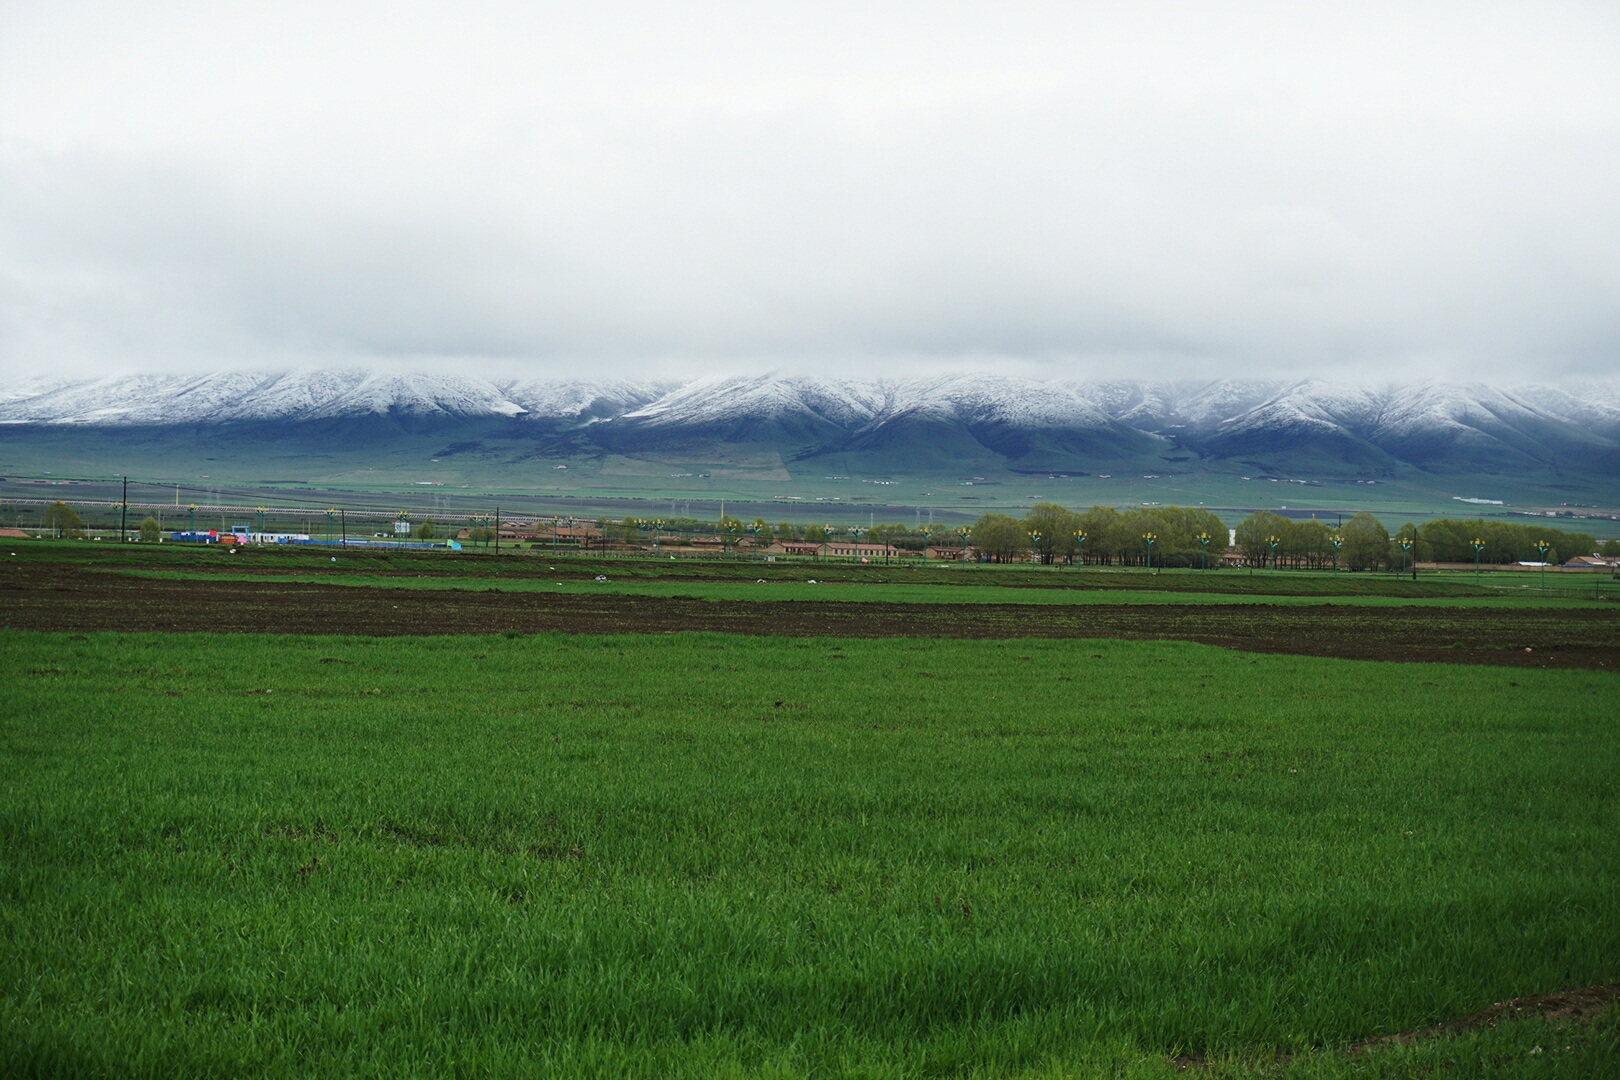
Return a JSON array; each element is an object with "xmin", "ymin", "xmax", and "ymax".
[{"xmin": 3, "ymin": 627, "xmax": 1617, "ymax": 1078}]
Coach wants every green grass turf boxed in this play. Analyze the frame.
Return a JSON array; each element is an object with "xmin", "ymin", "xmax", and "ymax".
[
  {"xmin": 1, "ymin": 630, "xmax": 1615, "ymax": 1077},
  {"xmin": 97, "ymin": 567, "xmax": 1611, "ymax": 610}
]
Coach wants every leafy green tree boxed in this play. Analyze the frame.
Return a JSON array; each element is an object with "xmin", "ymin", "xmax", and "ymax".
[
  {"xmin": 970, "ymin": 513, "xmax": 1024, "ymax": 563},
  {"xmin": 1074, "ymin": 506, "xmax": 1125, "ymax": 564},
  {"xmin": 415, "ymin": 518, "xmax": 436, "ymax": 540},
  {"xmin": 43, "ymin": 501, "xmax": 84, "ymax": 539},
  {"xmin": 1235, "ymin": 510, "xmax": 1290, "ymax": 568},
  {"xmin": 1602, "ymin": 539, "xmax": 1620, "ymax": 557},
  {"xmin": 139, "ymin": 516, "xmax": 162, "ymax": 542},
  {"xmin": 1280, "ymin": 519, "xmax": 1333, "ymax": 568},
  {"xmin": 802, "ymin": 524, "xmax": 828, "ymax": 545},
  {"xmin": 1023, "ymin": 503, "xmax": 1081, "ymax": 564},
  {"xmin": 775, "ymin": 522, "xmax": 795, "ymax": 542},
  {"xmin": 1340, "ymin": 512, "xmax": 1390, "ymax": 571},
  {"xmin": 1119, "ymin": 506, "xmax": 1231, "ymax": 567}
]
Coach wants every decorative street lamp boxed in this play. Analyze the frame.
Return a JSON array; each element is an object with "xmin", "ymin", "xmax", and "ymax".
[
  {"xmin": 1471, "ymin": 537, "xmax": 1485, "ymax": 585},
  {"xmin": 725, "ymin": 522, "xmax": 738, "ymax": 560},
  {"xmin": 957, "ymin": 525, "xmax": 971, "ymax": 564},
  {"xmin": 1536, "ymin": 540, "xmax": 1552, "ymax": 592},
  {"xmin": 748, "ymin": 520, "xmax": 761, "ymax": 561},
  {"xmin": 1196, "ymin": 531, "xmax": 1211, "ymax": 572},
  {"xmin": 1266, "ymin": 534, "xmax": 1280, "ymax": 572},
  {"xmin": 1143, "ymin": 531, "xmax": 1157, "ymax": 570},
  {"xmin": 1399, "ymin": 536, "xmax": 1413, "ymax": 579},
  {"xmin": 1330, "ymin": 533, "xmax": 1343, "ymax": 574},
  {"xmin": 255, "ymin": 506, "xmax": 267, "ymax": 536},
  {"xmin": 652, "ymin": 518, "xmax": 665, "ymax": 555},
  {"xmin": 1029, "ymin": 530, "xmax": 1043, "ymax": 566},
  {"xmin": 396, "ymin": 511, "xmax": 411, "ymax": 548},
  {"xmin": 325, "ymin": 508, "xmax": 337, "ymax": 545},
  {"xmin": 1073, "ymin": 528, "xmax": 1087, "ymax": 569},
  {"xmin": 850, "ymin": 525, "xmax": 865, "ymax": 561}
]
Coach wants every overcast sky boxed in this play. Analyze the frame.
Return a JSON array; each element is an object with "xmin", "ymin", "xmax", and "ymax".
[{"xmin": 1, "ymin": 2, "xmax": 1617, "ymax": 383}]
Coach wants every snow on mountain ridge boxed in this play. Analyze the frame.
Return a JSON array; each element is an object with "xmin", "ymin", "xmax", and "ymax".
[{"xmin": 1, "ymin": 372, "xmax": 1617, "ymax": 463}]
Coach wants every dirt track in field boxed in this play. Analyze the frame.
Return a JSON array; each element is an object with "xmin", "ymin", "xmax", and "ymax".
[{"xmin": 2, "ymin": 566, "xmax": 1617, "ymax": 668}]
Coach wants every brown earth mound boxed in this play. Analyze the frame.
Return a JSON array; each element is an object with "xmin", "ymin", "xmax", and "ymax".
[
  {"xmin": 3, "ymin": 566, "xmax": 1617, "ymax": 667},
  {"xmin": 1348, "ymin": 982, "xmax": 1620, "ymax": 1054},
  {"xmin": 1171, "ymin": 984, "xmax": 1620, "ymax": 1070}
]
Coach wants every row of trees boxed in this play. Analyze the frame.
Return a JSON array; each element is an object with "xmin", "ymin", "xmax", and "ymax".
[
  {"xmin": 971, "ymin": 504, "xmax": 1230, "ymax": 566},
  {"xmin": 967, "ymin": 504, "xmax": 1615, "ymax": 570},
  {"xmin": 1411, "ymin": 518, "xmax": 1608, "ymax": 565},
  {"xmin": 1233, "ymin": 510, "xmax": 1377, "ymax": 569},
  {"xmin": 28, "ymin": 499, "xmax": 1620, "ymax": 567},
  {"xmin": 599, "ymin": 516, "xmax": 959, "ymax": 550}
]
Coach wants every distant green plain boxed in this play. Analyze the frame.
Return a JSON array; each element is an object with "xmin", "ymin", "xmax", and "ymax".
[
  {"xmin": 2, "ymin": 629, "xmax": 1616, "ymax": 1077},
  {"xmin": 101, "ymin": 567, "xmax": 1612, "ymax": 609}
]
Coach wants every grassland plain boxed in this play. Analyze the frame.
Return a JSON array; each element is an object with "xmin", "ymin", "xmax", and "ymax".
[
  {"xmin": 1, "ymin": 630, "xmax": 1617, "ymax": 1078},
  {"xmin": 2, "ymin": 541, "xmax": 1587, "ymax": 597},
  {"xmin": 93, "ymin": 569, "xmax": 1615, "ymax": 609}
]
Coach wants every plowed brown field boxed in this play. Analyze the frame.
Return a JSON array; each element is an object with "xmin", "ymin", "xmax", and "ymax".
[{"xmin": 4, "ymin": 565, "xmax": 1617, "ymax": 668}]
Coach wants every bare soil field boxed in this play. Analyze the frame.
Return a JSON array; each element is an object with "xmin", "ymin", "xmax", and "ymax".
[{"xmin": 4, "ymin": 565, "xmax": 1617, "ymax": 668}]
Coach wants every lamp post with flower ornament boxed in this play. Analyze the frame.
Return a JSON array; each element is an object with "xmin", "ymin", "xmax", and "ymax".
[
  {"xmin": 1536, "ymin": 540, "xmax": 1551, "ymax": 592},
  {"xmin": 1073, "ymin": 528, "xmax": 1087, "ymax": 569},
  {"xmin": 1330, "ymin": 532, "xmax": 1343, "ymax": 574},
  {"xmin": 1266, "ymin": 535, "xmax": 1280, "ymax": 573},
  {"xmin": 1196, "ymin": 531, "xmax": 1211, "ymax": 572},
  {"xmin": 958, "ymin": 525, "xmax": 971, "ymax": 564},
  {"xmin": 1029, "ymin": 530, "xmax": 1042, "ymax": 567},
  {"xmin": 1143, "ymin": 532, "xmax": 1157, "ymax": 571},
  {"xmin": 1472, "ymin": 537, "xmax": 1485, "ymax": 584},
  {"xmin": 1399, "ymin": 536, "xmax": 1413, "ymax": 580}
]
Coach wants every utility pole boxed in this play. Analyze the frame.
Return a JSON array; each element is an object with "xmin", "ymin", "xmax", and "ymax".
[
  {"xmin": 340, "ymin": 509, "xmax": 347, "ymax": 548},
  {"xmin": 120, "ymin": 476, "xmax": 128, "ymax": 543},
  {"xmin": 494, "ymin": 506, "xmax": 500, "ymax": 555}
]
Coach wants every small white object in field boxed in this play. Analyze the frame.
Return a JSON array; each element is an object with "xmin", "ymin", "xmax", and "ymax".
[
  {"xmin": 595, "ymin": 574, "xmax": 608, "ymax": 581},
  {"xmin": 807, "ymin": 579, "xmax": 818, "ymax": 584},
  {"xmin": 331, "ymin": 557, "xmax": 336, "ymax": 562},
  {"xmin": 757, "ymin": 579, "xmax": 766, "ymax": 583}
]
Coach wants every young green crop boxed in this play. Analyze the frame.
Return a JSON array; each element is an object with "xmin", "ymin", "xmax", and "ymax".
[
  {"xmin": 1, "ymin": 630, "xmax": 1616, "ymax": 1077},
  {"xmin": 100, "ymin": 567, "xmax": 1615, "ymax": 609}
]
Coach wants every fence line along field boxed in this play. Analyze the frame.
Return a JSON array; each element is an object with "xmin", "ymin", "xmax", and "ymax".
[{"xmin": 3, "ymin": 625, "xmax": 1619, "ymax": 1077}]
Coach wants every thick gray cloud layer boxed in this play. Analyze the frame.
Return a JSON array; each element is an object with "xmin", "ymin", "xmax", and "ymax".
[{"xmin": 2, "ymin": 2, "xmax": 1617, "ymax": 381}]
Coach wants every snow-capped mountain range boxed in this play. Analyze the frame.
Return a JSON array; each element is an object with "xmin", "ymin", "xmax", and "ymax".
[{"xmin": 3, "ymin": 369, "xmax": 1618, "ymax": 476}]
